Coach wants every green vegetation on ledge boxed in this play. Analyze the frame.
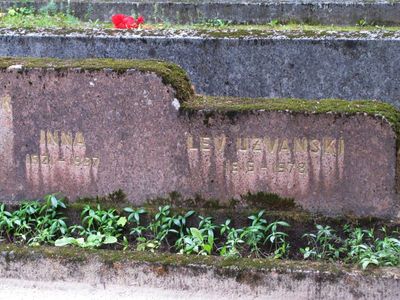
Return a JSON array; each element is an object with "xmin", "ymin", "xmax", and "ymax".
[
  {"xmin": 2, "ymin": 7, "xmax": 400, "ymax": 39},
  {"xmin": 1, "ymin": 194, "xmax": 399, "ymax": 270},
  {"xmin": 0, "ymin": 57, "xmax": 194, "ymax": 102},
  {"xmin": 2, "ymin": 8, "xmax": 400, "ymax": 34}
]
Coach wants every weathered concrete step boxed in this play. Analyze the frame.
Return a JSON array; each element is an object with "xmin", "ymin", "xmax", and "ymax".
[
  {"xmin": 0, "ymin": 245, "xmax": 399, "ymax": 300},
  {"xmin": 1, "ymin": 57, "xmax": 399, "ymax": 218},
  {"xmin": 1, "ymin": 28, "xmax": 400, "ymax": 106},
  {"xmin": 2, "ymin": 0, "xmax": 400, "ymax": 25}
]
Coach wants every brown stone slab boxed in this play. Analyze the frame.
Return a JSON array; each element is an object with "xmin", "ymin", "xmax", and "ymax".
[{"xmin": 0, "ymin": 58, "xmax": 399, "ymax": 218}]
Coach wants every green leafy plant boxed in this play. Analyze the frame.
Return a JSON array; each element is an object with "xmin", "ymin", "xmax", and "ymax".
[
  {"xmin": 27, "ymin": 194, "xmax": 68, "ymax": 246},
  {"xmin": 201, "ymin": 18, "xmax": 232, "ymax": 27},
  {"xmin": 1, "ymin": 5, "xmax": 89, "ymax": 29},
  {"xmin": 55, "ymin": 233, "xmax": 117, "ymax": 248},
  {"xmin": 79, "ymin": 204, "xmax": 126, "ymax": 236},
  {"xmin": 124, "ymin": 207, "xmax": 147, "ymax": 237},
  {"xmin": 38, "ymin": 1, "xmax": 58, "ymax": 16},
  {"xmin": 264, "ymin": 220, "xmax": 290, "ymax": 259},
  {"xmin": 343, "ymin": 226, "xmax": 372, "ymax": 262},
  {"xmin": 356, "ymin": 18, "xmax": 376, "ymax": 27},
  {"xmin": 300, "ymin": 224, "xmax": 343, "ymax": 260},
  {"xmin": 0, "ymin": 194, "xmax": 67, "ymax": 246},
  {"xmin": 7, "ymin": 6, "xmax": 34, "ymax": 17},
  {"xmin": 136, "ymin": 237, "xmax": 160, "ymax": 252},
  {"xmin": 357, "ymin": 18, "xmax": 367, "ymax": 27},
  {"xmin": 241, "ymin": 210, "xmax": 268, "ymax": 256},
  {"xmin": 344, "ymin": 226, "xmax": 400, "ymax": 269},
  {"xmin": 10, "ymin": 201, "xmax": 41, "ymax": 243},
  {"xmin": 219, "ymin": 219, "xmax": 244, "ymax": 258},
  {"xmin": 63, "ymin": 204, "xmax": 126, "ymax": 248},
  {"xmin": 175, "ymin": 215, "xmax": 216, "ymax": 255},
  {"xmin": 0, "ymin": 203, "xmax": 17, "ymax": 242},
  {"xmin": 177, "ymin": 227, "xmax": 214, "ymax": 255},
  {"xmin": 173, "ymin": 210, "xmax": 196, "ymax": 250},
  {"xmin": 1, "ymin": 196, "xmax": 400, "ymax": 270},
  {"xmin": 149, "ymin": 205, "xmax": 177, "ymax": 242},
  {"xmin": 135, "ymin": 205, "xmax": 177, "ymax": 252},
  {"xmin": 268, "ymin": 19, "xmax": 281, "ymax": 26},
  {"xmin": 239, "ymin": 211, "xmax": 290, "ymax": 258}
]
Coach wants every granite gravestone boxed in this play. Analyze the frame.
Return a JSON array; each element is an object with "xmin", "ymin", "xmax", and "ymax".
[{"xmin": 0, "ymin": 58, "xmax": 398, "ymax": 218}]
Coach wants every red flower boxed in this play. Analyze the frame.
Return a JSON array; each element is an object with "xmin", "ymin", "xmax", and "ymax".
[
  {"xmin": 112, "ymin": 14, "xmax": 144, "ymax": 29},
  {"xmin": 137, "ymin": 16, "xmax": 145, "ymax": 25}
]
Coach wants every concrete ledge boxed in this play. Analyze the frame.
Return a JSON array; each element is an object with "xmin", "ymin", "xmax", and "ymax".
[
  {"xmin": 1, "ymin": 29, "xmax": 400, "ymax": 105},
  {"xmin": 2, "ymin": 0, "xmax": 400, "ymax": 25},
  {"xmin": 0, "ymin": 244, "xmax": 399, "ymax": 299}
]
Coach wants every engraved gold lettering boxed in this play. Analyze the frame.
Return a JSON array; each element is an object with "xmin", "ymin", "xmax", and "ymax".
[
  {"xmin": 276, "ymin": 162, "xmax": 285, "ymax": 172},
  {"xmin": 41, "ymin": 155, "xmax": 49, "ymax": 165},
  {"xmin": 298, "ymin": 162, "xmax": 306, "ymax": 174},
  {"xmin": 294, "ymin": 138, "xmax": 307, "ymax": 153},
  {"xmin": 92, "ymin": 157, "xmax": 100, "ymax": 167},
  {"xmin": 1, "ymin": 95, "xmax": 12, "ymax": 113},
  {"xmin": 279, "ymin": 139, "xmax": 290, "ymax": 153},
  {"xmin": 83, "ymin": 157, "xmax": 92, "ymax": 166},
  {"xmin": 27, "ymin": 129, "xmax": 100, "ymax": 188},
  {"xmin": 40, "ymin": 130, "xmax": 46, "ymax": 144},
  {"xmin": 186, "ymin": 135, "xmax": 197, "ymax": 150},
  {"xmin": 61, "ymin": 131, "xmax": 73, "ymax": 146},
  {"xmin": 31, "ymin": 155, "xmax": 39, "ymax": 164},
  {"xmin": 232, "ymin": 162, "xmax": 238, "ymax": 173},
  {"xmin": 183, "ymin": 136, "xmax": 340, "ymax": 176},
  {"xmin": 265, "ymin": 137, "xmax": 278, "ymax": 154},
  {"xmin": 339, "ymin": 138, "xmax": 345, "ymax": 156},
  {"xmin": 252, "ymin": 138, "xmax": 262, "ymax": 152},
  {"xmin": 323, "ymin": 138, "xmax": 336, "ymax": 155},
  {"xmin": 310, "ymin": 139, "xmax": 321, "ymax": 153},
  {"xmin": 47, "ymin": 130, "xmax": 59, "ymax": 145},
  {"xmin": 73, "ymin": 156, "xmax": 81, "ymax": 166},
  {"xmin": 214, "ymin": 135, "xmax": 226, "ymax": 152},
  {"xmin": 200, "ymin": 137, "xmax": 211, "ymax": 152},
  {"xmin": 247, "ymin": 161, "xmax": 255, "ymax": 172},
  {"xmin": 74, "ymin": 131, "xmax": 85, "ymax": 146},
  {"xmin": 236, "ymin": 138, "xmax": 249, "ymax": 152}
]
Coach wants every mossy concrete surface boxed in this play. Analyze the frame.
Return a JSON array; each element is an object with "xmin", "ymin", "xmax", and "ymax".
[
  {"xmin": 3, "ymin": 0, "xmax": 400, "ymax": 25},
  {"xmin": 0, "ymin": 244, "xmax": 399, "ymax": 299},
  {"xmin": 3, "ymin": 30, "xmax": 400, "ymax": 103},
  {"xmin": 186, "ymin": 96, "xmax": 400, "ymax": 137},
  {"xmin": 0, "ymin": 57, "xmax": 194, "ymax": 102},
  {"xmin": 4, "ymin": 57, "xmax": 400, "ymax": 126}
]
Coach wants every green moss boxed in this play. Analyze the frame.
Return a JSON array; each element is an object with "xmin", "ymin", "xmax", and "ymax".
[
  {"xmin": 2, "ymin": 18, "xmax": 398, "ymax": 35},
  {"xmin": 64, "ymin": 189, "xmax": 395, "ymax": 228},
  {"xmin": 0, "ymin": 57, "xmax": 194, "ymax": 102},
  {"xmin": 0, "ymin": 243, "xmax": 396, "ymax": 280},
  {"xmin": 188, "ymin": 26, "xmax": 400, "ymax": 39},
  {"xmin": 241, "ymin": 192, "xmax": 297, "ymax": 210},
  {"xmin": 69, "ymin": 189, "xmax": 131, "ymax": 212},
  {"xmin": 184, "ymin": 95, "xmax": 400, "ymax": 138},
  {"xmin": 184, "ymin": 18, "xmax": 400, "ymax": 32},
  {"xmin": 3, "ymin": 23, "xmax": 400, "ymax": 40}
]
